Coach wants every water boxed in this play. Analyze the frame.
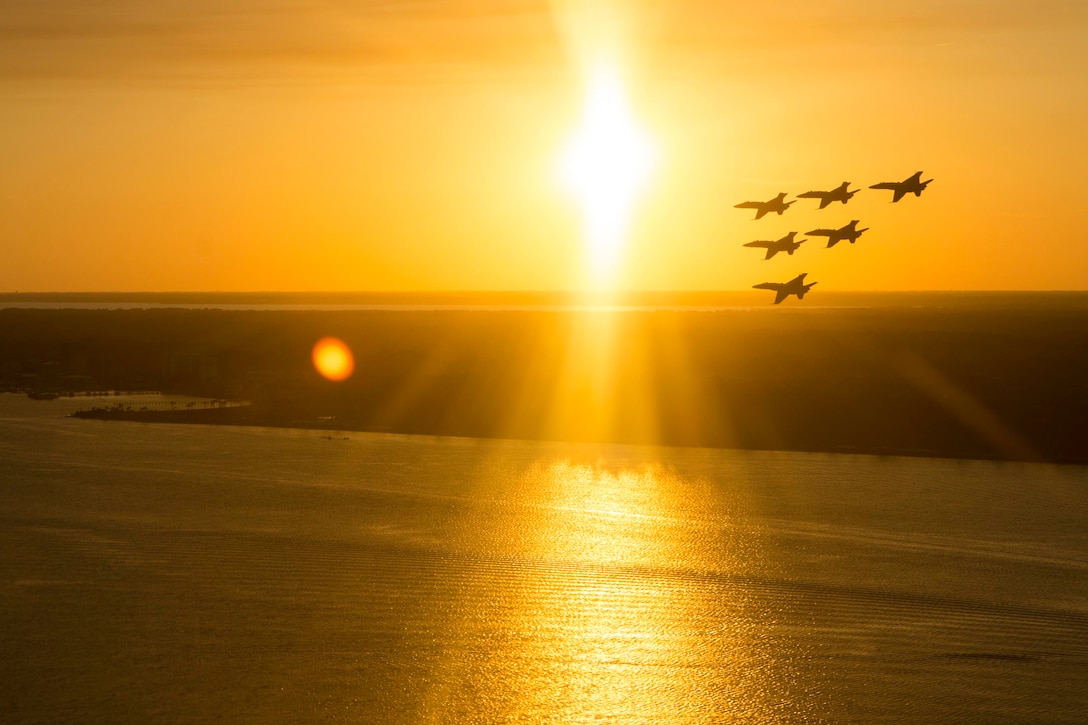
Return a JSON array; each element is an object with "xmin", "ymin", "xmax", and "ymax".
[{"xmin": 1, "ymin": 394, "xmax": 1086, "ymax": 723}]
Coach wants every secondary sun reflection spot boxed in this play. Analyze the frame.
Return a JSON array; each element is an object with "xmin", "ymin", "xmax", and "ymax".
[{"xmin": 312, "ymin": 337, "xmax": 354, "ymax": 381}]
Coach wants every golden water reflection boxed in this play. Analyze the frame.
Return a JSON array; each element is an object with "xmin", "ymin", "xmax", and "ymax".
[{"xmin": 420, "ymin": 457, "xmax": 790, "ymax": 723}]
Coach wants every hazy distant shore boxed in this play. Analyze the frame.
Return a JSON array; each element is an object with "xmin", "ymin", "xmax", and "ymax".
[
  {"xmin": 5, "ymin": 300, "xmax": 1088, "ymax": 464},
  {"xmin": 5, "ymin": 289, "xmax": 1088, "ymax": 311}
]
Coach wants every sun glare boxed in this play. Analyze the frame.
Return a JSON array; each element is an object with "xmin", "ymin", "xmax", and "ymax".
[
  {"xmin": 312, "ymin": 337, "xmax": 355, "ymax": 382},
  {"xmin": 560, "ymin": 64, "xmax": 657, "ymax": 287}
]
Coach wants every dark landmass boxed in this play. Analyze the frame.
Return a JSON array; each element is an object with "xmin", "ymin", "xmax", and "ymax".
[{"xmin": 3, "ymin": 297, "xmax": 1088, "ymax": 464}]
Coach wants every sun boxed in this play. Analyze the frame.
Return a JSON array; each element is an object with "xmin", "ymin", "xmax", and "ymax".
[{"xmin": 559, "ymin": 64, "xmax": 657, "ymax": 287}]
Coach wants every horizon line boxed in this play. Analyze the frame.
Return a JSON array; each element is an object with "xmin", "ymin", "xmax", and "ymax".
[{"xmin": 5, "ymin": 289, "xmax": 1088, "ymax": 297}]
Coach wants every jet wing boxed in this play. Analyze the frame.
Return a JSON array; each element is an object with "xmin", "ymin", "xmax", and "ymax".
[
  {"xmin": 774, "ymin": 290, "xmax": 789, "ymax": 304},
  {"xmin": 892, "ymin": 189, "xmax": 907, "ymax": 203}
]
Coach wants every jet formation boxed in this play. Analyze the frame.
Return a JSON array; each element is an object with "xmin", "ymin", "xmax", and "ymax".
[
  {"xmin": 752, "ymin": 273, "xmax": 817, "ymax": 305},
  {"xmin": 734, "ymin": 173, "xmax": 931, "ymax": 221},
  {"xmin": 737, "ymin": 172, "xmax": 931, "ymax": 303}
]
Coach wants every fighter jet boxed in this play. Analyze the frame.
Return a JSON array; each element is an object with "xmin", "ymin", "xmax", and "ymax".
[
  {"xmin": 753, "ymin": 273, "xmax": 817, "ymax": 304},
  {"xmin": 806, "ymin": 219, "xmax": 869, "ymax": 248},
  {"xmin": 734, "ymin": 192, "xmax": 795, "ymax": 220},
  {"xmin": 743, "ymin": 231, "xmax": 806, "ymax": 260},
  {"xmin": 869, "ymin": 171, "xmax": 933, "ymax": 202},
  {"xmin": 797, "ymin": 181, "xmax": 858, "ymax": 209}
]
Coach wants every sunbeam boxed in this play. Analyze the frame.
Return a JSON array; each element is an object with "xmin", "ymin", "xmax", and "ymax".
[{"xmin": 559, "ymin": 64, "xmax": 657, "ymax": 288}]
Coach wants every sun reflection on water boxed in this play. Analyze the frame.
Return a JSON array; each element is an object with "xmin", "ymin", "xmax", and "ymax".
[{"xmin": 414, "ymin": 455, "xmax": 787, "ymax": 723}]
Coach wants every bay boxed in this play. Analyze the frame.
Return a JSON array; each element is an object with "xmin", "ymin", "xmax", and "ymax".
[{"xmin": 1, "ymin": 394, "xmax": 1086, "ymax": 723}]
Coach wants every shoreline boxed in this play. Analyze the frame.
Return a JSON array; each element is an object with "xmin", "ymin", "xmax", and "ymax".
[{"xmin": 67, "ymin": 404, "xmax": 1086, "ymax": 466}]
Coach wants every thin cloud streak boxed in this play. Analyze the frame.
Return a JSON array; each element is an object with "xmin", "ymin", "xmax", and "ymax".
[
  {"xmin": 4, "ymin": 0, "xmax": 1085, "ymax": 85},
  {"xmin": 0, "ymin": 0, "xmax": 564, "ymax": 83}
]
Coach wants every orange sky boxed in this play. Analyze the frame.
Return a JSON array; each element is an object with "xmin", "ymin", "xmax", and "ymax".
[{"xmin": 2, "ymin": 0, "xmax": 1087, "ymax": 292}]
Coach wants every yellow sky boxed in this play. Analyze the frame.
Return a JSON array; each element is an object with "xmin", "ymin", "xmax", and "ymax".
[{"xmin": 2, "ymin": 0, "xmax": 1087, "ymax": 291}]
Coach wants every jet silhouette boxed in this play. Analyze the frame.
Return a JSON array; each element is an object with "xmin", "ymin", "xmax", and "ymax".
[
  {"xmin": 743, "ymin": 231, "xmax": 806, "ymax": 260},
  {"xmin": 869, "ymin": 171, "xmax": 933, "ymax": 202},
  {"xmin": 753, "ymin": 272, "xmax": 817, "ymax": 304},
  {"xmin": 734, "ymin": 192, "xmax": 795, "ymax": 220},
  {"xmin": 806, "ymin": 219, "xmax": 869, "ymax": 248},
  {"xmin": 797, "ymin": 181, "xmax": 857, "ymax": 209}
]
